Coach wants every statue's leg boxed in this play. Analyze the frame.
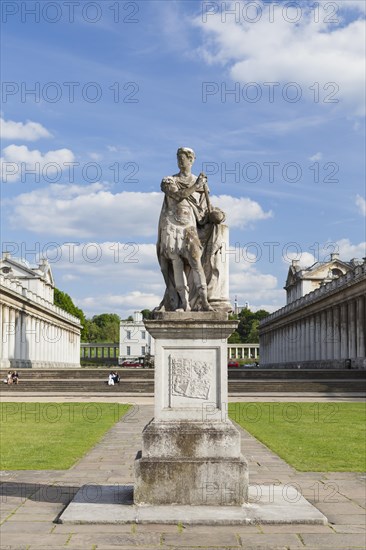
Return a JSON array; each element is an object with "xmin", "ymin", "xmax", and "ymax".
[
  {"xmin": 159, "ymin": 256, "xmax": 178, "ymax": 311},
  {"xmin": 171, "ymin": 256, "xmax": 190, "ymax": 311},
  {"xmin": 187, "ymin": 245, "xmax": 214, "ymax": 312}
]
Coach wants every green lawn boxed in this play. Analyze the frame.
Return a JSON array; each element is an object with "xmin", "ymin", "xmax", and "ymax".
[
  {"xmin": 0, "ymin": 402, "xmax": 130, "ymax": 470},
  {"xmin": 229, "ymin": 402, "xmax": 366, "ymax": 472}
]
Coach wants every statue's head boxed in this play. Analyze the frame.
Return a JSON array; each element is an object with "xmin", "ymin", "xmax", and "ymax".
[{"xmin": 177, "ymin": 147, "xmax": 196, "ymax": 165}]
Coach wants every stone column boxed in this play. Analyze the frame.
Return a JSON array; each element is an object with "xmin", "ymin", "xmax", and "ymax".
[
  {"xmin": 8, "ymin": 308, "xmax": 16, "ymax": 361},
  {"xmin": 14, "ymin": 310, "xmax": 21, "ymax": 363},
  {"xmin": 326, "ymin": 308, "xmax": 333, "ymax": 361},
  {"xmin": 0, "ymin": 304, "xmax": 3, "ymax": 363},
  {"xmin": 333, "ymin": 306, "xmax": 341, "ymax": 361},
  {"xmin": 2, "ymin": 306, "xmax": 10, "ymax": 362},
  {"xmin": 300, "ymin": 319, "xmax": 306, "ymax": 363},
  {"xmin": 348, "ymin": 300, "xmax": 356, "ymax": 358},
  {"xmin": 356, "ymin": 296, "xmax": 365, "ymax": 358},
  {"xmin": 340, "ymin": 303, "xmax": 348, "ymax": 359},
  {"xmin": 315, "ymin": 313, "xmax": 321, "ymax": 361},
  {"xmin": 293, "ymin": 322, "xmax": 299, "ymax": 362},
  {"xmin": 320, "ymin": 310, "xmax": 327, "ymax": 361},
  {"xmin": 308, "ymin": 315, "xmax": 315, "ymax": 361}
]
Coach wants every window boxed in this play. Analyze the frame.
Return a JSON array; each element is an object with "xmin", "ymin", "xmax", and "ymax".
[
  {"xmin": 141, "ymin": 346, "xmax": 146, "ymax": 355},
  {"xmin": 126, "ymin": 330, "xmax": 131, "ymax": 340},
  {"xmin": 126, "ymin": 346, "xmax": 131, "ymax": 356},
  {"xmin": 141, "ymin": 330, "xmax": 146, "ymax": 340},
  {"xmin": 332, "ymin": 268, "xmax": 343, "ymax": 278}
]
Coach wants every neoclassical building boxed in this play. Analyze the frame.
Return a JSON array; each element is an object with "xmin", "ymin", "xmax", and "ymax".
[
  {"xmin": 119, "ymin": 311, "xmax": 155, "ymax": 362},
  {"xmin": 0, "ymin": 253, "xmax": 81, "ymax": 369},
  {"xmin": 260, "ymin": 256, "xmax": 366, "ymax": 369}
]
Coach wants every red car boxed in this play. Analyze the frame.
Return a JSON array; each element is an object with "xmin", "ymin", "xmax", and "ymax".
[
  {"xmin": 120, "ymin": 359, "xmax": 142, "ymax": 368},
  {"xmin": 228, "ymin": 360, "xmax": 240, "ymax": 368}
]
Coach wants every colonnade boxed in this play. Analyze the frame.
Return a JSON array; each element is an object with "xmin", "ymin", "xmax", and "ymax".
[
  {"xmin": 260, "ymin": 262, "xmax": 366, "ymax": 369},
  {"xmin": 227, "ymin": 344, "xmax": 259, "ymax": 360},
  {"xmin": 0, "ymin": 277, "xmax": 81, "ymax": 369},
  {"xmin": 80, "ymin": 344, "xmax": 119, "ymax": 360}
]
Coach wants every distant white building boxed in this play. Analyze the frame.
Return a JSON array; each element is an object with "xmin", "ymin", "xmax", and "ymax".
[
  {"xmin": 119, "ymin": 311, "xmax": 155, "ymax": 361},
  {"xmin": 233, "ymin": 297, "xmax": 249, "ymax": 315},
  {"xmin": 0, "ymin": 253, "xmax": 81, "ymax": 369}
]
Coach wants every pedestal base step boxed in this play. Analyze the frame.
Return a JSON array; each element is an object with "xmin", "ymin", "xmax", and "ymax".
[{"xmin": 59, "ymin": 484, "xmax": 327, "ymax": 525}]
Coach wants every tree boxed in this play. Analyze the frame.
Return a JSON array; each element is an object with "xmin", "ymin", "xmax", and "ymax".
[
  {"xmin": 228, "ymin": 331, "xmax": 241, "ymax": 344},
  {"xmin": 247, "ymin": 319, "xmax": 260, "ymax": 343},
  {"xmin": 54, "ymin": 288, "xmax": 87, "ymax": 340},
  {"xmin": 90, "ymin": 314, "xmax": 120, "ymax": 342},
  {"xmin": 141, "ymin": 309, "xmax": 153, "ymax": 319},
  {"xmin": 229, "ymin": 307, "xmax": 270, "ymax": 343}
]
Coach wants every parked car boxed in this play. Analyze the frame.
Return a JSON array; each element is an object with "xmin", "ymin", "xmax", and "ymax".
[
  {"xmin": 119, "ymin": 356, "xmax": 154, "ymax": 368},
  {"xmin": 120, "ymin": 359, "xmax": 143, "ymax": 368},
  {"xmin": 228, "ymin": 360, "xmax": 240, "ymax": 368}
]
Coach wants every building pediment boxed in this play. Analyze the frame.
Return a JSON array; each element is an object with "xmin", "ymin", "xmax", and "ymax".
[{"xmin": 1, "ymin": 254, "xmax": 55, "ymax": 287}]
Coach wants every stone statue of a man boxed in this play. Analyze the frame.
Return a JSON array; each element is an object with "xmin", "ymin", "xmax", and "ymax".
[{"xmin": 156, "ymin": 147, "xmax": 231, "ymax": 313}]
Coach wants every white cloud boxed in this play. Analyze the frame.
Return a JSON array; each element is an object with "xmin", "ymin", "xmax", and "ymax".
[
  {"xmin": 8, "ymin": 183, "xmax": 271, "ymax": 238},
  {"xmin": 335, "ymin": 238, "xmax": 366, "ymax": 261},
  {"xmin": 309, "ymin": 152, "xmax": 323, "ymax": 162},
  {"xmin": 0, "ymin": 117, "xmax": 52, "ymax": 141},
  {"xmin": 284, "ymin": 240, "xmax": 366, "ymax": 266},
  {"xmin": 195, "ymin": 2, "xmax": 366, "ymax": 115},
  {"xmin": 284, "ymin": 251, "xmax": 318, "ymax": 268},
  {"xmin": 228, "ymin": 245, "xmax": 284, "ymax": 310},
  {"xmin": 212, "ymin": 194, "xmax": 272, "ymax": 227},
  {"xmin": 356, "ymin": 194, "xmax": 366, "ymax": 216},
  {"xmin": 50, "ymin": 241, "xmax": 163, "ymax": 317},
  {"xmin": 1, "ymin": 144, "xmax": 75, "ymax": 183}
]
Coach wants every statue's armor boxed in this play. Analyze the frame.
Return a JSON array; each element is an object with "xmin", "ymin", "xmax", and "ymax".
[{"xmin": 158, "ymin": 174, "xmax": 204, "ymax": 262}]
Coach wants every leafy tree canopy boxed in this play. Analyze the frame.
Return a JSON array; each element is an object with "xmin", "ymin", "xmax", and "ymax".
[
  {"xmin": 54, "ymin": 288, "xmax": 87, "ymax": 340},
  {"xmin": 230, "ymin": 307, "xmax": 270, "ymax": 343}
]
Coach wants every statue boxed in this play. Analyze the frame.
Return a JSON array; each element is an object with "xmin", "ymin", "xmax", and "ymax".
[{"xmin": 156, "ymin": 147, "xmax": 231, "ymax": 313}]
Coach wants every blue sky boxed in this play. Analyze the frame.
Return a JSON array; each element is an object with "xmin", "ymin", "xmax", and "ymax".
[{"xmin": 1, "ymin": 0, "xmax": 365, "ymax": 318}]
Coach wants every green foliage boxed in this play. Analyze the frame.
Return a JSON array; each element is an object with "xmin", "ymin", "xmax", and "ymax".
[
  {"xmin": 54, "ymin": 288, "xmax": 122, "ymax": 343},
  {"xmin": 54, "ymin": 288, "xmax": 87, "ymax": 340},
  {"xmin": 230, "ymin": 402, "xmax": 366, "ymax": 471},
  {"xmin": 230, "ymin": 307, "xmax": 270, "ymax": 343},
  {"xmin": 228, "ymin": 331, "xmax": 242, "ymax": 344},
  {"xmin": 141, "ymin": 309, "xmax": 153, "ymax": 319},
  {"xmin": 0, "ymin": 403, "xmax": 130, "ymax": 469},
  {"xmin": 84, "ymin": 313, "xmax": 120, "ymax": 343}
]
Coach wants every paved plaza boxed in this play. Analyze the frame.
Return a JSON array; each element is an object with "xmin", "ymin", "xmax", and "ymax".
[{"xmin": 0, "ymin": 398, "xmax": 365, "ymax": 549}]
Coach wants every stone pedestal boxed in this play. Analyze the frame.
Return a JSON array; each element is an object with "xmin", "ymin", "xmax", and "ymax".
[{"xmin": 134, "ymin": 312, "xmax": 249, "ymax": 506}]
